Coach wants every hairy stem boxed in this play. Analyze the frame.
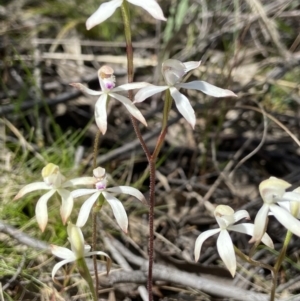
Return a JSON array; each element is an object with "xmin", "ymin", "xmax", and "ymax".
[
  {"xmin": 91, "ymin": 130, "xmax": 101, "ymax": 296},
  {"xmin": 121, "ymin": 3, "xmax": 153, "ymax": 300}
]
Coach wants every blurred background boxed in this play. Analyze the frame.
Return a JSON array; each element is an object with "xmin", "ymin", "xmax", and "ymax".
[{"xmin": 1, "ymin": 0, "xmax": 300, "ymax": 300}]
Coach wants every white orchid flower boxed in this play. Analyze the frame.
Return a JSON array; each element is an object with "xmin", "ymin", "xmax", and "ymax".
[
  {"xmin": 71, "ymin": 65, "xmax": 148, "ymax": 135},
  {"xmin": 86, "ymin": 0, "xmax": 166, "ymax": 30},
  {"xmin": 134, "ymin": 59, "xmax": 237, "ymax": 129},
  {"xmin": 194, "ymin": 205, "xmax": 273, "ymax": 277},
  {"xmin": 51, "ymin": 223, "xmax": 111, "ymax": 280},
  {"xmin": 71, "ymin": 167, "xmax": 146, "ymax": 233},
  {"xmin": 278, "ymin": 187, "xmax": 300, "ymax": 219},
  {"xmin": 250, "ymin": 177, "xmax": 300, "ymax": 243},
  {"xmin": 14, "ymin": 163, "xmax": 89, "ymax": 232}
]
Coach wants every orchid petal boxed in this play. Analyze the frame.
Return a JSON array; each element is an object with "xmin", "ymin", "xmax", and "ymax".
[
  {"xmin": 86, "ymin": 250, "xmax": 109, "ymax": 257},
  {"xmin": 109, "ymin": 92, "xmax": 147, "ymax": 127},
  {"xmin": 162, "ymin": 60, "xmax": 186, "ymax": 85},
  {"xmin": 215, "ymin": 216, "xmax": 229, "ymax": 229},
  {"xmin": 86, "ymin": 251, "xmax": 112, "ymax": 274},
  {"xmin": 35, "ymin": 189, "xmax": 56, "ymax": 232},
  {"xmin": 214, "ymin": 205, "xmax": 235, "ymax": 228},
  {"xmin": 76, "ymin": 192, "xmax": 101, "ymax": 227},
  {"xmin": 134, "ymin": 85, "xmax": 168, "ymax": 103},
  {"xmin": 228, "ymin": 224, "xmax": 274, "ymax": 249},
  {"xmin": 63, "ymin": 177, "xmax": 95, "ymax": 188},
  {"xmin": 128, "ymin": 0, "xmax": 166, "ymax": 21},
  {"xmin": 51, "ymin": 245, "xmax": 76, "ymax": 260},
  {"xmin": 51, "ymin": 259, "xmax": 74, "ymax": 280},
  {"xmin": 103, "ymin": 191, "xmax": 128, "ymax": 233},
  {"xmin": 95, "ymin": 94, "xmax": 108, "ymax": 135},
  {"xmin": 280, "ymin": 191, "xmax": 300, "ymax": 203},
  {"xmin": 183, "ymin": 61, "xmax": 201, "ymax": 73},
  {"xmin": 233, "ymin": 210, "xmax": 250, "ymax": 223},
  {"xmin": 194, "ymin": 229, "xmax": 220, "ymax": 262},
  {"xmin": 270, "ymin": 205, "xmax": 300, "ymax": 237},
  {"xmin": 217, "ymin": 230, "xmax": 236, "ymax": 277},
  {"xmin": 86, "ymin": 0, "xmax": 123, "ymax": 30},
  {"xmin": 249, "ymin": 203, "xmax": 270, "ymax": 243},
  {"xmin": 68, "ymin": 223, "xmax": 85, "ymax": 258},
  {"xmin": 70, "ymin": 83, "xmax": 103, "ymax": 96},
  {"xmin": 112, "ymin": 82, "xmax": 150, "ymax": 93},
  {"xmin": 84, "ymin": 245, "xmax": 91, "ymax": 253},
  {"xmin": 259, "ymin": 177, "xmax": 291, "ymax": 204},
  {"xmin": 14, "ymin": 182, "xmax": 50, "ymax": 200},
  {"xmin": 57, "ymin": 189, "xmax": 73, "ymax": 225},
  {"xmin": 170, "ymin": 87, "xmax": 196, "ymax": 128},
  {"xmin": 106, "ymin": 186, "xmax": 147, "ymax": 204},
  {"xmin": 178, "ymin": 81, "xmax": 237, "ymax": 98},
  {"xmin": 278, "ymin": 201, "xmax": 289, "ymax": 211},
  {"xmin": 71, "ymin": 188, "xmax": 98, "ymax": 199}
]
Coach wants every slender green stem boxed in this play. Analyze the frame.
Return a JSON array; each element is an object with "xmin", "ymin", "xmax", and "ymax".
[
  {"xmin": 152, "ymin": 89, "xmax": 172, "ymax": 160},
  {"xmin": 77, "ymin": 257, "xmax": 97, "ymax": 301},
  {"xmin": 120, "ymin": 1, "xmax": 151, "ymax": 161},
  {"xmin": 234, "ymin": 246, "xmax": 274, "ymax": 272},
  {"xmin": 270, "ymin": 205, "xmax": 297, "ymax": 301}
]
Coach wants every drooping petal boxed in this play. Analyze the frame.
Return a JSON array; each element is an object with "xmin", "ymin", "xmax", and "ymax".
[
  {"xmin": 86, "ymin": 0, "xmax": 123, "ymax": 30},
  {"xmin": 217, "ymin": 230, "xmax": 236, "ymax": 277},
  {"xmin": 70, "ymin": 83, "xmax": 103, "ymax": 96},
  {"xmin": 183, "ymin": 61, "xmax": 201, "ymax": 73},
  {"xmin": 71, "ymin": 188, "xmax": 98, "ymax": 199},
  {"xmin": 112, "ymin": 82, "xmax": 150, "ymax": 93},
  {"xmin": 249, "ymin": 203, "xmax": 270, "ymax": 243},
  {"xmin": 134, "ymin": 85, "xmax": 169, "ymax": 103},
  {"xmin": 194, "ymin": 229, "xmax": 220, "ymax": 262},
  {"xmin": 35, "ymin": 189, "xmax": 56, "ymax": 232},
  {"xmin": 102, "ymin": 191, "xmax": 128, "ymax": 233},
  {"xmin": 95, "ymin": 94, "xmax": 108, "ymax": 135},
  {"xmin": 63, "ymin": 177, "xmax": 96, "ymax": 188},
  {"xmin": 128, "ymin": 0, "xmax": 166, "ymax": 21},
  {"xmin": 270, "ymin": 204, "xmax": 300, "ymax": 237},
  {"xmin": 51, "ymin": 245, "xmax": 76, "ymax": 260},
  {"xmin": 232, "ymin": 210, "xmax": 250, "ymax": 223},
  {"xmin": 169, "ymin": 87, "xmax": 196, "ymax": 128},
  {"xmin": 85, "ymin": 251, "xmax": 112, "ymax": 274},
  {"xmin": 51, "ymin": 259, "xmax": 75, "ymax": 280},
  {"xmin": 228, "ymin": 224, "xmax": 274, "ymax": 249},
  {"xmin": 57, "ymin": 189, "xmax": 73, "ymax": 225},
  {"xmin": 178, "ymin": 81, "xmax": 237, "ymax": 98},
  {"xmin": 76, "ymin": 192, "xmax": 101, "ymax": 227},
  {"xmin": 110, "ymin": 92, "xmax": 147, "ymax": 127},
  {"xmin": 14, "ymin": 182, "xmax": 50, "ymax": 200},
  {"xmin": 106, "ymin": 186, "xmax": 147, "ymax": 204}
]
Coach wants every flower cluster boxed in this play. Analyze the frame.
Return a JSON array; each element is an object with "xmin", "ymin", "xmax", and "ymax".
[
  {"xmin": 14, "ymin": 164, "xmax": 145, "ymax": 280},
  {"xmin": 195, "ymin": 177, "xmax": 300, "ymax": 277},
  {"xmin": 14, "ymin": 0, "xmax": 248, "ymax": 297}
]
